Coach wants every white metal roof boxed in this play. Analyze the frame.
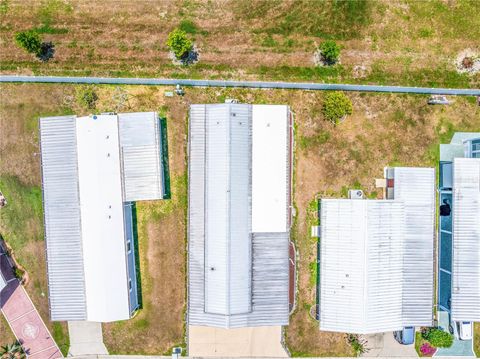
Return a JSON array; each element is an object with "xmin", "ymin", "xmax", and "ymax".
[
  {"xmin": 40, "ymin": 116, "xmax": 87, "ymax": 321},
  {"xmin": 252, "ymin": 105, "xmax": 289, "ymax": 232},
  {"xmin": 118, "ymin": 112, "xmax": 164, "ymax": 201},
  {"xmin": 76, "ymin": 115, "xmax": 130, "ymax": 321},
  {"xmin": 188, "ymin": 104, "xmax": 290, "ymax": 328},
  {"xmin": 40, "ymin": 112, "xmax": 164, "ymax": 322},
  {"xmin": 320, "ymin": 199, "xmax": 405, "ymax": 334},
  {"xmin": 392, "ymin": 167, "xmax": 435, "ymax": 326},
  {"xmin": 451, "ymin": 157, "xmax": 480, "ymax": 322}
]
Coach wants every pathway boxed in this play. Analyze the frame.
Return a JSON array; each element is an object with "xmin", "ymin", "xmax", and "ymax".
[
  {"xmin": 0, "ymin": 250, "xmax": 62, "ymax": 359},
  {"xmin": 1, "ymin": 75, "xmax": 479, "ymax": 96}
]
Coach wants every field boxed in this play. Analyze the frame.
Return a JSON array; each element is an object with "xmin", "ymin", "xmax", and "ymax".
[
  {"xmin": 0, "ymin": 0, "xmax": 479, "ymax": 88},
  {"xmin": 1, "ymin": 82, "xmax": 479, "ymax": 354}
]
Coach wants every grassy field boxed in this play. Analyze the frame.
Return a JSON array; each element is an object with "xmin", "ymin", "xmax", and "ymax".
[
  {"xmin": 0, "ymin": 0, "xmax": 479, "ymax": 88},
  {"xmin": 1, "ymin": 83, "xmax": 479, "ymax": 355}
]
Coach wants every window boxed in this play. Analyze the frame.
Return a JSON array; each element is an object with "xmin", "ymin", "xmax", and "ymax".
[
  {"xmin": 127, "ymin": 241, "xmax": 131, "ymax": 253},
  {"xmin": 129, "ymin": 279, "xmax": 132, "ymax": 292}
]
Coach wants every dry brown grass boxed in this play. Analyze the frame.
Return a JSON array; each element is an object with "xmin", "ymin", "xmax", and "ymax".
[
  {"xmin": 0, "ymin": 1, "xmax": 479, "ymax": 87},
  {"xmin": 1, "ymin": 83, "xmax": 479, "ymax": 355}
]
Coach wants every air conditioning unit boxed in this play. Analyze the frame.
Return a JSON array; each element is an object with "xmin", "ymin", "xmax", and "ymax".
[{"xmin": 348, "ymin": 189, "xmax": 364, "ymax": 199}]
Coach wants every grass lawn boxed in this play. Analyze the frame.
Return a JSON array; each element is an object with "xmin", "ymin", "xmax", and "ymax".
[
  {"xmin": 0, "ymin": 1, "xmax": 479, "ymax": 88},
  {"xmin": 475, "ymin": 322, "xmax": 480, "ymax": 357},
  {"xmin": 1, "ymin": 83, "xmax": 479, "ymax": 355}
]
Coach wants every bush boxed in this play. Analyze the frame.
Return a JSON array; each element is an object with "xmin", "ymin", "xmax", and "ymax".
[
  {"xmin": 15, "ymin": 30, "xmax": 42, "ymax": 54},
  {"xmin": 166, "ymin": 28, "xmax": 193, "ymax": 60},
  {"xmin": 76, "ymin": 86, "xmax": 98, "ymax": 110},
  {"xmin": 322, "ymin": 91, "xmax": 353, "ymax": 124},
  {"xmin": 36, "ymin": 41, "xmax": 55, "ymax": 62},
  {"xmin": 422, "ymin": 328, "xmax": 453, "ymax": 348},
  {"xmin": 179, "ymin": 19, "xmax": 198, "ymax": 34},
  {"xmin": 346, "ymin": 334, "xmax": 368, "ymax": 356},
  {"xmin": 420, "ymin": 343, "xmax": 436, "ymax": 356},
  {"xmin": 320, "ymin": 40, "xmax": 340, "ymax": 65}
]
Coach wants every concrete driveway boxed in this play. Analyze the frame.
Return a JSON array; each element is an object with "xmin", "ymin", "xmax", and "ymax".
[
  {"xmin": 188, "ymin": 325, "xmax": 288, "ymax": 357},
  {"xmin": 68, "ymin": 321, "xmax": 108, "ymax": 356},
  {"xmin": 362, "ymin": 332, "xmax": 417, "ymax": 357}
]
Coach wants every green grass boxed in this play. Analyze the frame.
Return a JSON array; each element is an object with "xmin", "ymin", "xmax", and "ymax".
[
  {"xmin": 474, "ymin": 322, "xmax": 480, "ymax": 357},
  {"xmin": 298, "ymin": 131, "xmax": 331, "ymax": 150},
  {"xmin": 52, "ymin": 322, "xmax": 69, "ymax": 356},
  {"xmin": 235, "ymin": 0, "xmax": 374, "ymax": 40},
  {"xmin": 0, "ymin": 176, "xmax": 43, "ymax": 254}
]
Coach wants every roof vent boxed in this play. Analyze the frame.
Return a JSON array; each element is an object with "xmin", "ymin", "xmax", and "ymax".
[{"xmin": 348, "ymin": 189, "xmax": 364, "ymax": 199}]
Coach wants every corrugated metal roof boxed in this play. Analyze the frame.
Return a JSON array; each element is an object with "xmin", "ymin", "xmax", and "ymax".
[
  {"xmin": 188, "ymin": 104, "xmax": 290, "ymax": 328},
  {"xmin": 40, "ymin": 116, "xmax": 87, "ymax": 321},
  {"xmin": 451, "ymin": 157, "xmax": 480, "ymax": 322},
  {"xmin": 204, "ymin": 104, "xmax": 252, "ymax": 315},
  {"xmin": 40, "ymin": 112, "xmax": 164, "ymax": 322},
  {"xmin": 320, "ymin": 200, "xmax": 405, "ymax": 334},
  {"xmin": 392, "ymin": 167, "xmax": 435, "ymax": 327},
  {"xmin": 118, "ymin": 112, "xmax": 164, "ymax": 201}
]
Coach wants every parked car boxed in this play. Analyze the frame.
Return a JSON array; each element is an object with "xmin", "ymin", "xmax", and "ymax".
[
  {"xmin": 394, "ymin": 326, "xmax": 415, "ymax": 345},
  {"xmin": 458, "ymin": 322, "xmax": 473, "ymax": 340}
]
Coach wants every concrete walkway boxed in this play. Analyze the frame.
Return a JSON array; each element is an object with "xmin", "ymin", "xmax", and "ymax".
[
  {"xmin": 1, "ymin": 75, "xmax": 479, "ymax": 96},
  {"xmin": 188, "ymin": 325, "xmax": 288, "ymax": 357},
  {"xmin": 68, "ymin": 321, "xmax": 108, "ymax": 356},
  {"xmin": 363, "ymin": 332, "xmax": 417, "ymax": 357},
  {"xmin": 0, "ymin": 251, "xmax": 62, "ymax": 359}
]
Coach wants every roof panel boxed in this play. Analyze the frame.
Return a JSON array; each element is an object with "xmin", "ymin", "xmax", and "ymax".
[
  {"xmin": 452, "ymin": 157, "xmax": 480, "ymax": 321},
  {"xmin": 118, "ymin": 112, "xmax": 164, "ymax": 201},
  {"xmin": 40, "ymin": 116, "xmax": 87, "ymax": 321}
]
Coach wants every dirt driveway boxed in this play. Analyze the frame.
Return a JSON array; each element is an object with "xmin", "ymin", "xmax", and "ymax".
[{"xmin": 188, "ymin": 325, "xmax": 288, "ymax": 357}]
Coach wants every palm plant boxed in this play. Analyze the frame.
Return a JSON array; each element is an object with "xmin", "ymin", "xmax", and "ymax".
[{"xmin": 1, "ymin": 341, "xmax": 26, "ymax": 359}]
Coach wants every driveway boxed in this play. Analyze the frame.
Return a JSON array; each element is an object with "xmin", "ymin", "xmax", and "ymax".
[
  {"xmin": 68, "ymin": 321, "xmax": 108, "ymax": 356},
  {"xmin": 362, "ymin": 332, "xmax": 417, "ymax": 357},
  {"xmin": 188, "ymin": 325, "xmax": 288, "ymax": 357},
  {"xmin": 0, "ymin": 252, "xmax": 62, "ymax": 359}
]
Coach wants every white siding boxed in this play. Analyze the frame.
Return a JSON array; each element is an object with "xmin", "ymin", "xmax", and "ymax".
[{"xmin": 452, "ymin": 158, "xmax": 480, "ymax": 322}]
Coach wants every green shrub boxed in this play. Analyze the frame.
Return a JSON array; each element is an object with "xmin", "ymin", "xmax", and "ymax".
[
  {"xmin": 179, "ymin": 19, "xmax": 198, "ymax": 34},
  {"xmin": 15, "ymin": 30, "xmax": 42, "ymax": 54},
  {"xmin": 320, "ymin": 40, "xmax": 340, "ymax": 65},
  {"xmin": 322, "ymin": 91, "xmax": 353, "ymax": 124},
  {"xmin": 422, "ymin": 328, "xmax": 454, "ymax": 348},
  {"xmin": 166, "ymin": 28, "xmax": 193, "ymax": 60},
  {"xmin": 76, "ymin": 86, "xmax": 98, "ymax": 110}
]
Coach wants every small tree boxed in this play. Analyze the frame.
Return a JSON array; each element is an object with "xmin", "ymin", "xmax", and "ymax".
[
  {"xmin": 422, "ymin": 328, "xmax": 453, "ymax": 348},
  {"xmin": 166, "ymin": 28, "xmax": 192, "ymax": 60},
  {"xmin": 76, "ymin": 86, "xmax": 98, "ymax": 110},
  {"xmin": 15, "ymin": 30, "xmax": 41, "ymax": 54},
  {"xmin": 320, "ymin": 40, "xmax": 340, "ymax": 65},
  {"xmin": 36, "ymin": 41, "xmax": 55, "ymax": 62},
  {"xmin": 322, "ymin": 91, "xmax": 353, "ymax": 124}
]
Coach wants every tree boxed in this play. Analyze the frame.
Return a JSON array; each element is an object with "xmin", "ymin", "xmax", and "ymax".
[
  {"xmin": 421, "ymin": 328, "xmax": 454, "ymax": 348},
  {"xmin": 320, "ymin": 40, "xmax": 340, "ymax": 65},
  {"xmin": 322, "ymin": 91, "xmax": 353, "ymax": 124},
  {"xmin": 76, "ymin": 86, "xmax": 98, "ymax": 110},
  {"xmin": 15, "ymin": 30, "xmax": 41, "ymax": 54},
  {"xmin": 36, "ymin": 41, "xmax": 55, "ymax": 62},
  {"xmin": 166, "ymin": 28, "xmax": 192, "ymax": 60},
  {"xmin": 1, "ymin": 341, "xmax": 26, "ymax": 359}
]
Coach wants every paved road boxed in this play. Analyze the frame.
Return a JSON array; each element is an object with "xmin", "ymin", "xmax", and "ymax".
[
  {"xmin": 1, "ymin": 75, "xmax": 479, "ymax": 96},
  {"xmin": 0, "ymin": 251, "xmax": 62, "ymax": 359}
]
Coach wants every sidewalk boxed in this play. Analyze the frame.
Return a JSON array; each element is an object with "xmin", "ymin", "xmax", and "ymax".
[{"xmin": 0, "ymin": 250, "xmax": 62, "ymax": 359}]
